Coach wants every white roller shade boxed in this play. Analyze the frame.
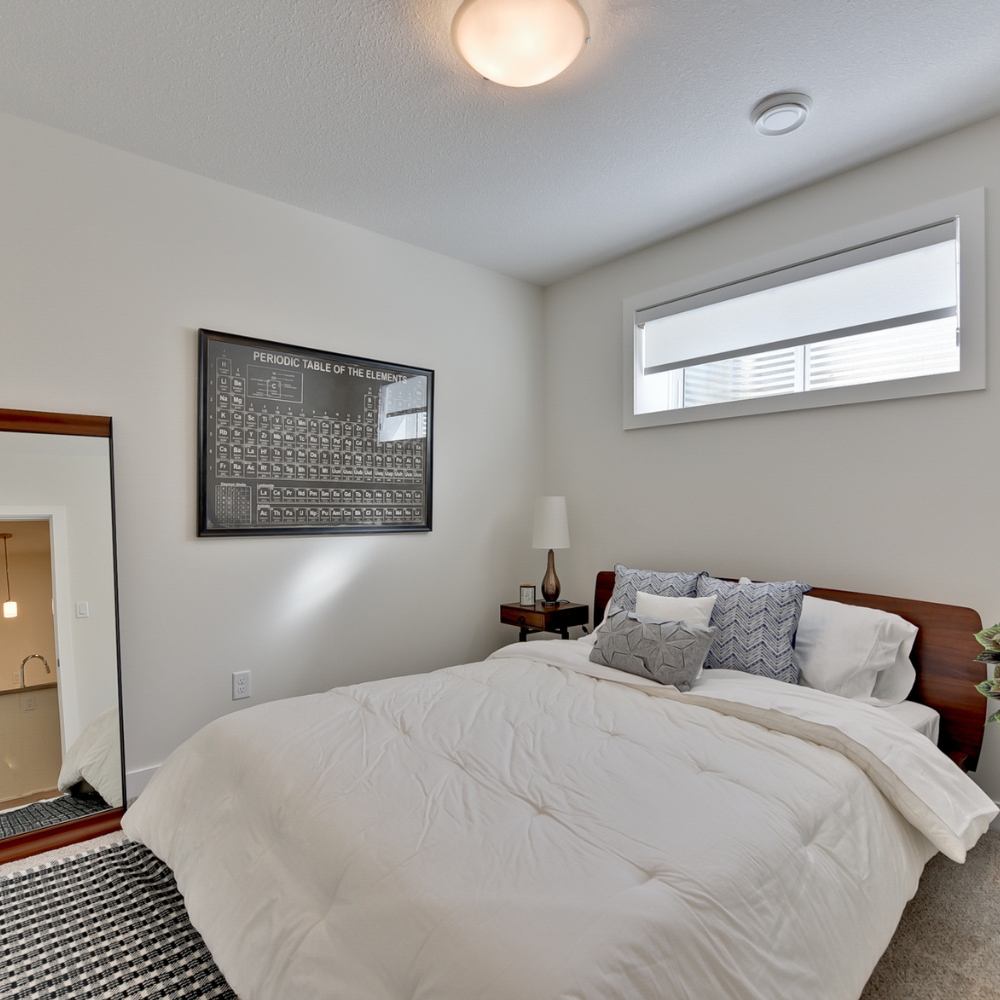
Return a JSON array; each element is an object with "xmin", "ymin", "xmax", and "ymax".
[{"xmin": 641, "ymin": 225, "xmax": 957, "ymax": 375}]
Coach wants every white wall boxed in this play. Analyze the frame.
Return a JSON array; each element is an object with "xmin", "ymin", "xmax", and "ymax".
[
  {"xmin": 543, "ymin": 112, "xmax": 1000, "ymax": 799},
  {"xmin": 0, "ymin": 112, "xmax": 544, "ymax": 779}
]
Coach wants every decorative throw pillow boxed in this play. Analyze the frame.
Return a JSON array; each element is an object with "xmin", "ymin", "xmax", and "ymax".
[
  {"xmin": 581, "ymin": 591, "xmax": 716, "ymax": 648},
  {"xmin": 589, "ymin": 609, "xmax": 716, "ymax": 691},
  {"xmin": 696, "ymin": 576, "xmax": 811, "ymax": 684},
  {"xmin": 609, "ymin": 564, "xmax": 704, "ymax": 615},
  {"xmin": 634, "ymin": 591, "xmax": 717, "ymax": 628}
]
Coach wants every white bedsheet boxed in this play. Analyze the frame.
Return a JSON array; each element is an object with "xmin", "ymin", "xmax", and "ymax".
[
  {"xmin": 123, "ymin": 641, "xmax": 996, "ymax": 1000},
  {"xmin": 883, "ymin": 699, "xmax": 940, "ymax": 743}
]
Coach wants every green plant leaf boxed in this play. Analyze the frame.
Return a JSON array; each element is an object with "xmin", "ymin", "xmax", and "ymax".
[{"xmin": 975, "ymin": 624, "xmax": 1000, "ymax": 651}]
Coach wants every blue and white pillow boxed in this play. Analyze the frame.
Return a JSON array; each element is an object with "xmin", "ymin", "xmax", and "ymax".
[
  {"xmin": 696, "ymin": 576, "xmax": 811, "ymax": 684},
  {"xmin": 609, "ymin": 564, "xmax": 704, "ymax": 615}
]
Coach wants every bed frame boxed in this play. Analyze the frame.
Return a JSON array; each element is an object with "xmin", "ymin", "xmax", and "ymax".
[{"xmin": 594, "ymin": 571, "xmax": 988, "ymax": 772}]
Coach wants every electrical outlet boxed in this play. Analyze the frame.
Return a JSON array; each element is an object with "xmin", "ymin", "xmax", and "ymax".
[
  {"xmin": 232, "ymin": 670, "xmax": 251, "ymax": 700},
  {"xmin": 23, "ymin": 694, "xmax": 35, "ymax": 711}
]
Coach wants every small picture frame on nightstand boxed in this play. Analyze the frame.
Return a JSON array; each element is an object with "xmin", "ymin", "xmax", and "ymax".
[{"xmin": 519, "ymin": 585, "xmax": 536, "ymax": 606}]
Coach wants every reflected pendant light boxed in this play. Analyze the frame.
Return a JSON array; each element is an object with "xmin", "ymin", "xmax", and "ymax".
[
  {"xmin": 1, "ymin": 533, "xmax": 15, "ymax": 618},
  {"xmin": 452, "ymin": 0, "xmax": 590, "ymax": 88}
]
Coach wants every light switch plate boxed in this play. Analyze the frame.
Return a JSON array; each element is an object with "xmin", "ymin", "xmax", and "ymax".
[{"xmin": 75, "ymin": 602, "xmax": 89, "ymax": 618}]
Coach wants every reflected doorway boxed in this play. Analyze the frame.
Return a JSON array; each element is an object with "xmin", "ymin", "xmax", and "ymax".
[
  {"xmin": 0, "ymin": 519, "xmax": 112, "ymax": 837},
  {"xmin": 0, "ymin": 521, "xmax": 61, "ymax": 809}
]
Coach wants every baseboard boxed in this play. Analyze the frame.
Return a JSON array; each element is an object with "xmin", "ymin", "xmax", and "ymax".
[{"xmin": 126, "ymin": 766, "xmax": 159, "ymax": 806}]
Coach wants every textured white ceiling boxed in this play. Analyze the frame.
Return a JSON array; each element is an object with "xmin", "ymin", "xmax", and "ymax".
[{"xmin": 2, "ymin": 1, "xmax": 999, "ymax": 284}]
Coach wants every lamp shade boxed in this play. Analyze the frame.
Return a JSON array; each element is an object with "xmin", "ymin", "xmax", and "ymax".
[
  {"xmin": 532, "ymin": 496, "xmax": 569, "ymax": 550},
  {"xmin": 452, "ymin": 0, "xmax": 589, "ymax": 88},
  {"xmin": 3, "ymin": 601, "xmax": 15, "ymax": 618}
]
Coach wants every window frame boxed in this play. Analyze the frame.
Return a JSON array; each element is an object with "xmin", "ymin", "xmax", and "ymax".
[{"xmin": 622, "ymin": 190, "xmax": 985, "ymax": 429}]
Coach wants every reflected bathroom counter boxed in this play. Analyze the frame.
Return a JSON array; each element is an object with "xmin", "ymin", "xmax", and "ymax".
[{"xmin": 0, "ymin": 683, "xmax": 58, "ymax": 696}]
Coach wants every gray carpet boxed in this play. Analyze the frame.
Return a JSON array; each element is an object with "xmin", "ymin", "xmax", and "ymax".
[{"xmin": 862, "ymin": 829, "xmax": 1000, "ymax": 999}]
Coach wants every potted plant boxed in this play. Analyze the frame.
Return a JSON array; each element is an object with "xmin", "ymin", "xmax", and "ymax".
[{"xmin": 974, "ymin": 624, "xmax": 1000, "ymax": 724}]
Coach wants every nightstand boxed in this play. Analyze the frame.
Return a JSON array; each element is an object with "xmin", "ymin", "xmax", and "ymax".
[{"xmin": 500, "ymin": 600, "xmax": 589, "ymax": 641}]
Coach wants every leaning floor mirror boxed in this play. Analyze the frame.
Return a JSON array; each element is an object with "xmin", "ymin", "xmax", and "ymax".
[{"xmin": 0, "ymin": 409, "xmax": 125, "ymax": 863}]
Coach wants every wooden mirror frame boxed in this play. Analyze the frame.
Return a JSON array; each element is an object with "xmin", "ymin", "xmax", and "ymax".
[{"xmin": 0, "ymin": 408, "xmax": 125, "ymax": 864}]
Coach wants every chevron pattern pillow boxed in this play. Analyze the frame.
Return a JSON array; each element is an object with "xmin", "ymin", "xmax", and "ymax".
[
  {"xmin": 696, "ymin": 576, "xmax": 811, "ymax": 684},
  {"xmin": 609, "ymin": 564, "xmax": 704, "ymax": 615},
  {"xmin": 589, "ymin": 609, "xmax": 716, "ymax": 691}
]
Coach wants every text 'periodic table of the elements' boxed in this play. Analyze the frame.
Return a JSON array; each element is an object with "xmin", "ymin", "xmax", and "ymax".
[{"xmin": 199, "ymin": 330, "xmax": 433, "ymax": 536}]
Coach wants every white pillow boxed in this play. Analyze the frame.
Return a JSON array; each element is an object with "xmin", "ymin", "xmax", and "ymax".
[
  {"xmin": 794, "ymin": 596, "xmax": 918, "ymax": 704},
  {"xmin": 634, "ymin": 591, "xmax": 717, "ymax": 627},
  {"xmin": 581, "ymin": 592, "xmax": 717, "ymax": 647},
  {"xmin": 867, "ymin": 645, "xmax": 919, "ymax": 707}
]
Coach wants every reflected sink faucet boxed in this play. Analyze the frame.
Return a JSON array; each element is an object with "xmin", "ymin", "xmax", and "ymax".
[{"xmin": 20, "ymin": 653, "xmax": 50, "ymax": 689}]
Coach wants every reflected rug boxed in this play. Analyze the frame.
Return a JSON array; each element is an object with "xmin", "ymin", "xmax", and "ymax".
[{"xmin": 0, "ymin": 795, "xmax": 109, "ymax": 839}]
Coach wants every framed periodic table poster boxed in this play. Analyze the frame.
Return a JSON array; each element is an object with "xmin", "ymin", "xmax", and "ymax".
[{"xmin": 198, "ymin": 329, "xmax": 433, "ymax": 536}]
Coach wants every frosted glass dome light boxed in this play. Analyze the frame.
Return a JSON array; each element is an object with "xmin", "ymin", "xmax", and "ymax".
[{"xmin": 452, "ymin": 0, "xmax": 590, "ymax": 88}]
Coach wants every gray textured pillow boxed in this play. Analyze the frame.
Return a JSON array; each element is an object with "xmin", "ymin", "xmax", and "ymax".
[
  {"xmin": 609, "ymin": 564, "xmax": 704, "ymax": 614},
  {"xmin": 589, "ymin": 609, "xmax": 716, "ymax": 691}
]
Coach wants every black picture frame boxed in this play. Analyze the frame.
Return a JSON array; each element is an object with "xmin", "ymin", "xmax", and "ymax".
[{"xmin": 198, "ymin": 329, "xmax": 433, "ymax": 537}]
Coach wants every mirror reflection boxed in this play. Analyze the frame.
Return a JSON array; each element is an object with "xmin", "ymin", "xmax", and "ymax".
[{"xmin": 0, "ymin": 423, "xmax": 123, "ymax": 844}]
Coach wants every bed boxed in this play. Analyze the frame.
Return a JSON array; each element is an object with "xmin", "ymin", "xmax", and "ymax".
[{"xmin": 122, "ymin": 570, "xmax": 998, "ymax": 1000}]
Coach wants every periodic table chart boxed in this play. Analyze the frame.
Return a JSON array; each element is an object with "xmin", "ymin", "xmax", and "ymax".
[{"xmin": 199, "ymin": 330, "xmax": 433, "ymax": 536}]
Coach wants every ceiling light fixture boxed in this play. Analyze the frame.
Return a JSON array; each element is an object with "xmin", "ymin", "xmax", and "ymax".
[
  {"xmin": 1, "ymin": 533, "xmax": 16, "ymax": 618},
  {"xmin": 752, "ymin": 93, "xmax": 812, "ymax": 136},
  {"xmin": 452, "ymin": 0, "xmax": 590, "ymax": 88}
]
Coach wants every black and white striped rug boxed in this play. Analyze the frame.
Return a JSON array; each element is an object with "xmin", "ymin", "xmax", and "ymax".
[
  {"xmin": 0, "ymin": 795, "xmax": 109, "ymax": 840},
  {"xmin": 0, "ymin": 840, "xmax": 237, "ymax": 999}
]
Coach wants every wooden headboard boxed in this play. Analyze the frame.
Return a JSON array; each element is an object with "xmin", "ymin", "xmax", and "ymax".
[{"xmin": 593, "ymin": 571, "xmax": 987, "ymax": 772}]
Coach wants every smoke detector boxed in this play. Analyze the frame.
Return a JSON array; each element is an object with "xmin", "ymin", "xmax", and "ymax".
[{"xmin": 752, "ymin": 93, "xmax": 812, "ymax": 136}]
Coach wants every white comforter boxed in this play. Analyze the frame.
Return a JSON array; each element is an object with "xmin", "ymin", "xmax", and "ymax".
[
  {"xmin": 57, "ymin": 706, "xmax": 123, "ymax": 808},
  {"xmin": 123, "ymin": 640, "xmax": 997, "ymax": 1000}
]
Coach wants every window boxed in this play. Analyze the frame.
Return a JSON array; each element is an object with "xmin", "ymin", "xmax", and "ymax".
[{"xmin": 624, "ymin": 191, "xmax": 985, "ymax": 428}]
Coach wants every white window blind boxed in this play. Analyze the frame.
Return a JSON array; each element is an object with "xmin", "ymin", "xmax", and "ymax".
[
  {"xmin": 632, "ymin": 218, "xmax": 966, "ymax": 417},
  {"xmin": 674, "ymin": 316, "xmax": 960, "ymax": 409}
]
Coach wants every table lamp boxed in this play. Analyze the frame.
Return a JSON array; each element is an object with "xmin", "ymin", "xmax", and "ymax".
[{"xmin": 532, "ymin": 496, "xmax": 569, "ymax": 605}]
